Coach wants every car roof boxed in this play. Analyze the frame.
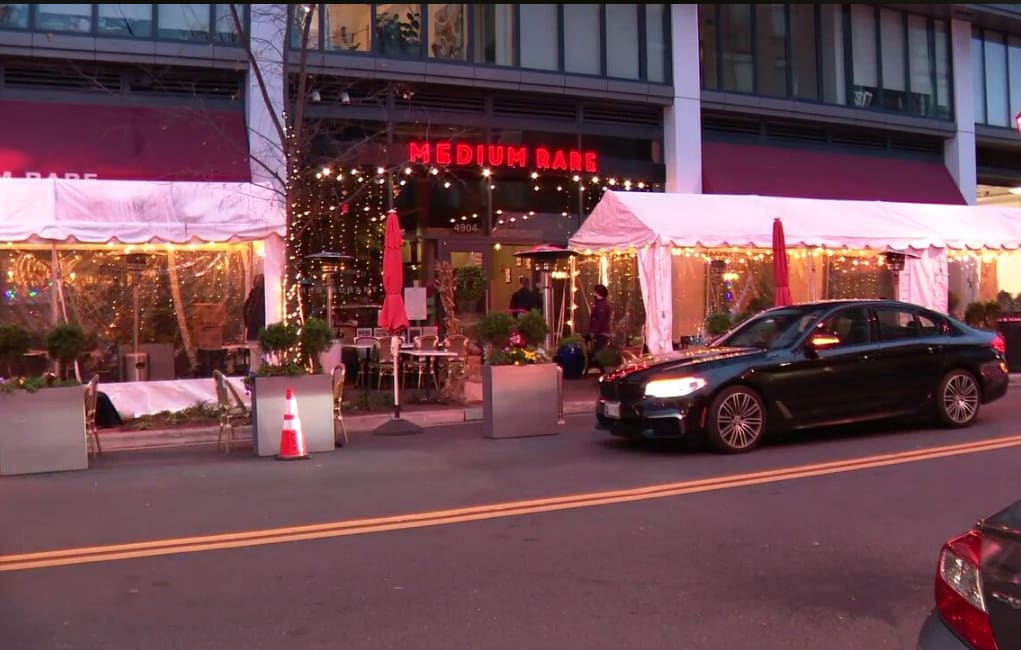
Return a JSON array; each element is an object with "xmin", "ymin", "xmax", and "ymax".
[{"xmin": 767, "ymin": 299, "xmax": 937, "ymax": 312}]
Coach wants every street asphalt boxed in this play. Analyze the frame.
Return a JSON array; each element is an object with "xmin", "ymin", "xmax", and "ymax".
[{"xmin": 3, "ymin": 392, "xmax": 1021, "ymax": 649}]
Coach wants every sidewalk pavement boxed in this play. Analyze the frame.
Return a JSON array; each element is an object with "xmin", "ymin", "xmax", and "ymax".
[{"xmin": 97, "ymin": 373, "xmax": 1021, "ymax": 453}]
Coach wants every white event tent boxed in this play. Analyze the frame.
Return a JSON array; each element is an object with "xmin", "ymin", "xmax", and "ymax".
[{"xmin": 569, "ymin": 190, "xmax": 1021, "ymax": 355}]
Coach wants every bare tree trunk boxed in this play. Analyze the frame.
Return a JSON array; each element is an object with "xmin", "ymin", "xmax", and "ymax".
[{"xmin": 166, "ymin": 249, "xmax": 198, "ymax": 370}]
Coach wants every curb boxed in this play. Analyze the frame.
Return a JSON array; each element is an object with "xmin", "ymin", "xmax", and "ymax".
[{"xmin": 101, "ymin": 400, "xmax": 595, "ymax": 452}]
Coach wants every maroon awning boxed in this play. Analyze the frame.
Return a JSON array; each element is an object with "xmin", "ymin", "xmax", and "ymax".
[
  {"xmin": 0, "ymin": 99, "xmax": 250, "ymax": 182},
  {"xmin": 703, "ymin": 141, "xmax": 966, "ymax": 205}
]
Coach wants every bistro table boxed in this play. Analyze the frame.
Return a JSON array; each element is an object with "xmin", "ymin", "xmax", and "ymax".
[{"xmin": 399, "ymin": 350, "xmax": 459, "ymax": 398}]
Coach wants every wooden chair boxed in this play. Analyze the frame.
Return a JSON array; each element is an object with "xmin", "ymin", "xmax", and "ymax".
[
  {"xmin": 441, "ymin": 334, "xmax": 469, "ymax": 378},
  {"xmin": 213, "ymin": 370, "xmax": 250, "ymax": 453},
  {"xmin": 83, "ymin": 374, "xmax": 101, "ymax": 458},
  {"xmin": 332, "ymin": 364, "xmax": 349, "ymax": 447},
  {"xmin": 371, "ymin": 336, "xmax": 396, "ymax": 390},
  {"xmin": 403, "ymin": 334, "xmax": 439, "ymax": 389}
]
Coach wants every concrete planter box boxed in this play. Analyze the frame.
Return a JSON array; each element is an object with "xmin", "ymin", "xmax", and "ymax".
[
  {"xmin": 251, "ymin": 374, "xmax": 334, "ymax": 457},
  {"xmin": 482, "ymin": 364, "xmax": 561, "ymax": 439},
  {"xmin": 0, "ymin": 385, "xmax": 88, "ymax": 476}
]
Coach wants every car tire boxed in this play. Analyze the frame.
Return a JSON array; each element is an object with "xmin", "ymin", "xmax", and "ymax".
[
  {"xmin": 935, "ymin": 370, "xmax": 981, "ymax": 429},
  {"xmin": 706, "ymin": 386, "xmax": 766, "ymax": 454}
]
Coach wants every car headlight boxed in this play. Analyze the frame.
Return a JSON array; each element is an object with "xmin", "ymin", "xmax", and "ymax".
[{"xmin": 644, "ymin": 377, "xmax": 707, "ymax": 399}]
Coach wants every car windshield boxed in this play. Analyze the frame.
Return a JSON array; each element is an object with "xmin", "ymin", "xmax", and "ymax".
[{"xmin": 711, "ymin": 309, "xmax": 825, "ymax": 350}]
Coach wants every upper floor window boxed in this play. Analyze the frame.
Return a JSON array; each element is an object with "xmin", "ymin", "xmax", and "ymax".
[
  {"xmin": 0, "ymin": 3, "xmax": 243, "ymax": 44},
  {"xmin": 700, "ymin": 4, "xmax": 953, "ymax": 120},
  {"xmin": 301, "ymin": 4, "xmax": 670, "ymax": 84},
  {"xmin": 973, "ymin": 26, "xmax": 1021, "ymax": 128}
]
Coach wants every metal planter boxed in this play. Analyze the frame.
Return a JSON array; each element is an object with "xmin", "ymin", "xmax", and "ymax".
[
  {"xmin": 482, "ymin": 364, "xmax": 561, "ymax": 439},
  {"xmin": 0, "ymin": 385, "xmax": 88, "ymax": 476},
  {"xmin": 251, "ymin": 374, "xmax": 334, "ymax": 457}
]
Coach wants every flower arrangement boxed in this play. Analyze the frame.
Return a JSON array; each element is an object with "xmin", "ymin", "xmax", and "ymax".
[
  {"xmin": 0, "ymin": 373, "xmax": 77, "ymax": 394},
  {"xmin": 476, "ymin": 309, "xmax": 550, "ymax": 366}
]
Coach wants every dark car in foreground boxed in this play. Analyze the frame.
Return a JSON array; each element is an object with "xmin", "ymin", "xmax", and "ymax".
[
  {"xmin": 596, "ymin": 300, "xmax": 1008, "ymax": 453},
  {"xmin": 918, "ymin": 499, "xmax": 1021, "ymax": 650}
]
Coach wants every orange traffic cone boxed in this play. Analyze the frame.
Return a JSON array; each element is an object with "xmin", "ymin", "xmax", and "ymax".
[{"xmin": 276, "ymin": 387, "xmax": 310, "ymax": 461}]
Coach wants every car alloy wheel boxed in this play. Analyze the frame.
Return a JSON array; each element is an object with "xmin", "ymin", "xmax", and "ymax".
[
  {"xmin": 937, "ymin": 370, "xmax": 980, "ymax": 428},
  {"xmin": 707, "ymin": 386, "xmax": 765, "ymax": 453}
]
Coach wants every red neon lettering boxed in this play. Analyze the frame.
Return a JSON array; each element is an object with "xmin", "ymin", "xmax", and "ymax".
[
  {"xmin": 487, "ymin": 145, "xmax": 504, "ymax": 166},
  {"xmin": 536, "ymin": 148, "xmax": 551, "ymax": 169},
  {"xmin": 476, "ymin": 144, "xmax": 485, "ymax": 166},
  {"xmin": 584, "ymin": 152, "xmax": 598, "ymax": 173},
  {"xmin": 568, "ymin": 150, "xmax": 582, "ymax": 172},
  {"xmin": 506, "ymin": 146, "xmax": 527, "ymax": 167},
  {"xmin": 436, "ymin": 143, "xmax": 452, "ymax": 165},
  {"xmin": 409, "ymin": 142, "xmax": 431, "ymax": 164},
  {"xmin": 551, "ymin": 150, "xmax": 568, "ymax": 171},
  {"xmin": 456, "ymin": 144, "xmax": 474, "ymax": 166}
]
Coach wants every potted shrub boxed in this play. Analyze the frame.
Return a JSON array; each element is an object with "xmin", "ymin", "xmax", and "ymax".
[
  {"xmin": 0, "ymin": 323, "xmax": 30, "ymax": 378},
  {"xmin": 300, "ymin": 317, "xmax": 334, "ymax": 373},
  {"xmin": 555, "ymin": 334, "xmax": 587, "ymax": 380},
  {"xmin": 249, "ymin": 321, "xmax": 333, "ymax": 457},
  {"xmin": 45, "ymin": 323, "xmax": 86, "ymax": 380},
  {"xmin": 476, "ymin": 310, "xmax": 560, "ymax": 439}
]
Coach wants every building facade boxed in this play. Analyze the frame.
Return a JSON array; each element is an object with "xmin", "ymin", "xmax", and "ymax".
[{"xmin": 0, "ymin": 3, "xmax": 1018, "ymax": 339}]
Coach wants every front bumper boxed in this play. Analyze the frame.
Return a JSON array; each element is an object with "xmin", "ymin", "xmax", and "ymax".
[{"xmin": 595, "ymin": 392, "xmax": 708, "ymax": 440}]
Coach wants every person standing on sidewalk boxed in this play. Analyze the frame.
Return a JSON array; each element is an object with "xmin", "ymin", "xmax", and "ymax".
[{"xmin": 588, "ymin": 284, "xmax": 612, "ymax": 374}]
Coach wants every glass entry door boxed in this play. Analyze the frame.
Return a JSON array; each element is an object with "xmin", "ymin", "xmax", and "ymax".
[{"xmin": 438, "ymin": 240, "xmax": 491, "ymax": 323}]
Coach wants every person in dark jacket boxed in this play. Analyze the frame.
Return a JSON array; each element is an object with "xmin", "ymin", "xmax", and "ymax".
[
  {"xmin": 509, "ymin": 276, "xmax": 532, "ymax": 314},
  {"xmin": 243, "ymin": 274, "xmax": 266, "ymax": 341},
  {"xmin": 588, "ymin": 284, "xmax": 612, "ymax": 374}
]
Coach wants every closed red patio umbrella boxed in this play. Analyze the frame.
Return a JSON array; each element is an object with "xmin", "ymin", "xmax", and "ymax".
[
  {"xmin": 772, "ymin": 217, "xmax": 793, "ymax": 307},
  {"xmin": 379, "ymin": 209, "xmax": 410, "ymax": 419}
]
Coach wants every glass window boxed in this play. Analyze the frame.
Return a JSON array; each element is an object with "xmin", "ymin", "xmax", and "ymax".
[
  {"xmin": 214, "ymin": 4, "xmax": 241, "ymax": 46},
  {"xmin": 645, "ymin": 4, "xmax": 667, "ymax": 83},
  {"xmin": 0, "ymin": 4, "xmax": 29, "ymax": 29},
  {"xmin": 916, "ymin": 312, "xmax": 943, "ymax": 337},
  {"xmin": 97, "ymin": 4, "xmax": 152, "ymax": 37},
  {"xmin": 790, "ymin": 4, "xmax": 817, "ymax": 101},
  {"xmin": 1010, "ymin": 36, "xmax": 1021, "ymax": 123},
  {"xmin": 973, "ymin": 28, "xmax": 986, "ymax": 123},
  {"xmin": 907, "ymin": 14, "xmax": 931, "ymax": 116},
  {"xmin": 720, "ymin": 4, "xmax": 752, "ymax": 93},
  {"xmin": 564, "ymin": 4, "xmax": 600, "ymax": 75},
  {"xmin": 984, "ymin": 31, "xmax": 1009, "ymax": 126},
  {"xmin": 819, "ymin": 307, "xmax": 871, "ymax": 346},
  {"xmin": 850, "ymin": 5, "xmax": 877, "ymax": 107},
  {"xmin": 879, "ymin": 8, "xmax": 906, "ymax": 112},
  {"xmin": 290, "ymin": 4, "xmax": 320, "ymax": 49},
  {"xmin": 325, "ymin": 4, "xmax": 370, "ymax": 52},
  {"xmin": 819, "ymin": 4, "xmax": 845, "ymax": 105},
  {"xmin": 375, "ymin": 3, "xmax": 421, "ymax": 57},
  {"xmin": 606, "ymin": 4, "xmax": 639, "ymax": 80},
  {"xmin": 427, "ymin": 4, "xmax": 465, "ymax": 60},
  {"xmin": 934, "ymin": 20, "xmax": 951, "ymax": 118},
  {"xmin": 875, "ymin": 308, "xmax": 920, "ymax": 341},
  {"xmin": 36, "ymin": 4, "xmax": 93, "ymax": 33},
  {"xmin": 473, "ymin": 3, "xmax": 514, "ymax": 66},
  {"xmin": 519, "ymin": 4, "xmax": 558, "ymax": 71},
  {"xmin": 755, "ymin": 4, "xmax": 787, "ymax": 97},
  {"xmin": 699, "ymin": 4, "xmax": 718, "ymax": 89},
  {"xmin": 157, "ymin": 4, "xmax": 210, "ymax": 41}
]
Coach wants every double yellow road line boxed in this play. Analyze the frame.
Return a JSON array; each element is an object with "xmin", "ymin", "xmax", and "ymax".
[{"xmin": 4, "ymin": 433, "xmax": 1020, "ymax": 573}]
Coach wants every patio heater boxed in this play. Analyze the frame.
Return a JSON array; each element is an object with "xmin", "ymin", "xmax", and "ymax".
[
  {"xmin": 513, "ymin": 245, "xmax": 577, "ymax": 350},
  {"xmin": 882, "ymin": 248, "xmax": 918, "ymax": 300},
  {"xmin": 123, "ymin": 253, "xmax": 150, "ymax": 382},
  {"xmin": 302, "ymin": 252, "xmax": 355, "ymax": 332}
]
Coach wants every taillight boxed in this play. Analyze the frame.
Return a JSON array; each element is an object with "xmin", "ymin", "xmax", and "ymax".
[
  {"xmin": 992, "ymin": 333, "xmax": 1006, "ymax": 356},
  {"xmin": 935, "ymin": 529, "xmax": 998, "ymax": 650}
]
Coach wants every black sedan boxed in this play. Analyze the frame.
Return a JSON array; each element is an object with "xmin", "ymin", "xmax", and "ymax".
[
  {"xmin": 596, "ymin": 300, "xmax": 1008, "ymax": 453},
  {"xmin": 918, "ymin": 498, "xmax": 1021, "ymax": 650}
]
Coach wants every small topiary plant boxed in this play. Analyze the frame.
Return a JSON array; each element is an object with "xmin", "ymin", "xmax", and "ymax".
[
  {"xmin": 300, "ymin": 318, "xmax": 333, "ymax": 373},
  {"xmin": 0, "ymin": 323, "xmax": 31, "ymax": 377},
  {"xmin": 516, "ymin": 309, "xmax": 547, "ymax": 348},
  {"xmin": 45, "ymin": 323, "xmax": 86, "ymax": 379}
]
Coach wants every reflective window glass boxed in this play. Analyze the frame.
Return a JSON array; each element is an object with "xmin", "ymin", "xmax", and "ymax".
[
  {"xmin": 720, "ymin": 4, "xmax": 752, "ymax": 93},
  {"xmin": 0, "ymin": 4, "xmax": 29, "ymax": 29},
  {"xmin": 157, "ymin": 4, "xmax": 210, "ymax": 42},
  {"xmin": 36, "ymin": 4, "xmax": 93, "ymax": 33},
  {"xmin": 984, "ymin": 31, "xmax": 1009, "ymax": 126},
  {"xmin": 645, "ymin": 4, "xmax": 667, "ymax": 82},
  {"xmin": 472, "ymin": 3, "xmax": 514, "ymax": 66},
  {"xmin": 375, "ymin": 4, "xmax": 421, "ymax": 57},
  {"xmin": 790, "ymin": 4, "xmax": 818, "ymax": 101},
  {"xmin": 755, "ymin": 4, "xmax": 787, "ymax": 97},
  {"xmin": 98, "ymin": 4, "xmax": 152, "ymax": 37},
  {"xmin": 519, "ymin": 4, "xmax": 558, "ymax": 71},
  {"xmin": 606, "ymin": 4, "xmax": 639, "ymax": 80},
  {"xmin": 325, "ymin": 4, "xmax": 370, "ymax": 52},
  {"xmin": 699, "ymin": 4, "xmax": 718, "ymax": 88},
  {"xmin": 427, "ymin": 4, "xmax": 466, "ymax": 60},
  {"xmin": 213, "ymin": 4, "xmax": 241, "ymax": 46},
  {"xmin": 564, "ymin": 4, "xmax": 601, "ymax": 76}
]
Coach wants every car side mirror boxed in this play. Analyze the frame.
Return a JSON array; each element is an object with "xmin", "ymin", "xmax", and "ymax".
[{"xmin": 805, "ymin": 332, "xmax": 841, "ymax": 356}]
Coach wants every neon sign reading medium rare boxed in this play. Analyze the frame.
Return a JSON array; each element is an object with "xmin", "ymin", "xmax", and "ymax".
[{"xmin": 408, "ymin": 141, "xmax": 598, "ymax": 173}]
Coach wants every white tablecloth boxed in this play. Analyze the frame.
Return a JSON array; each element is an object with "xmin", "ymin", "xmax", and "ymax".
[{"xmin": 102, "ymin": 377, "xmax": 250, "ymax": 419}]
